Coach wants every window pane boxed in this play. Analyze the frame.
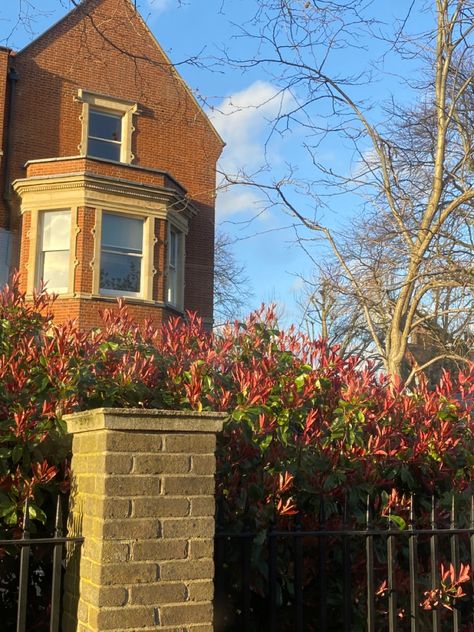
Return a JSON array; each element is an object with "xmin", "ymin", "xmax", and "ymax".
[
  {"xmin": 102, "ymin": 213, "xmax": 143, "ymax": 253},
  {"xmin": 41, "ymin": 211, "xmax": 71, "ymax": 250},
  {"xmin": 167, "ymin": 227, "xmax": 182, "ymax": 306},
  {"xmin": 42, "ymin": 250, "xmax": 69, "ymax": 293},
  {"xmin": 100, "ymin": 252, "xmax": 141, "ymax": 293},
  {"xmin": 169, "ymin": 229, "xmax": 177, "ymax": 267},
  {"xmin": 89, "ymin": 110, "xmax": 122, "ymax": 142},
  {"xmin": 88, "ymin": 138, "xmax": 121, "ymax": 161},
  {"xmin": 167, "ymin": 268, "xmax": 176, "ymax": 304}
]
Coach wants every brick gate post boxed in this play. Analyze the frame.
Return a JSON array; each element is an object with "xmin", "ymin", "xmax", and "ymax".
[{"xmin": 62, "ymin": 408, "xmax": 225, "ymax": 632}]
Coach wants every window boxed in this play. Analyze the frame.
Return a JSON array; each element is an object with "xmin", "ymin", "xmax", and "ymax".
[
  {"xmin": 38, "ymin": 210, "xmax": 71, "ymax": 293},
  {"xmin": 77, "ymin": 90, "xmax": 137, "ymax": 163},
  {"xmin": 88, "ymin": 109, "xmax": 122, "ymax": 161},
  {"xmin": 166, "ymin": 225, "xmax": 183, "ymax": 308},
  {"xmin": 100, "ymin": 212, "xmax": 144, "ymax": 295}
]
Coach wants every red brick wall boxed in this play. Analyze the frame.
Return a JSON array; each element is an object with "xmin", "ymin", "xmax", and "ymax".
[
  {"xmin": 24, "ymin": 157, "xmax": 184, "ymax": 193},
  {"xmin": 7, "ymin": 0, "xmax": 222, "ymax": 327},
  {"xmin": 0, "ymin": 47, "xmax": 11, "ymax": 229},
  {"xmin": 53, "ymin": 296, "xmax": 172, "ymax": 332},
  {"xmin": 154, "ymin": 218, "xmax": 167, "ymax": 303},
  {"xmin": 74, "ymin": 206, "xmax": 95, "ymax": 294}
]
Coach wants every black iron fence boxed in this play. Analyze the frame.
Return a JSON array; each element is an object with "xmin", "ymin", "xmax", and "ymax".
[
  {"xmin": 214, "ymin": 495, "xmax": 474, "ymax": 632},
  {"xmin": 0, "ymin": 497, "xmax": 83, "ymax": 632}
]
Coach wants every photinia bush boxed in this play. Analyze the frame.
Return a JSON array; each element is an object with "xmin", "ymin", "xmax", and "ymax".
[{"xmin": 0, "ymin": 279, "xmax": 473, "ymax": 629}]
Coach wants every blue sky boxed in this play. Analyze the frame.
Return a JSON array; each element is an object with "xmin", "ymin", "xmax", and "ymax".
[{"xmin": 1, "ymin": 0, "xmax": 431, "ymax": 326}]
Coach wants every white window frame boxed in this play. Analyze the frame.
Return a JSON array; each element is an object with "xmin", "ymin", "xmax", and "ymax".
[
  {"xmin": 87, "ymin": 109, "xmax": 123, "ymax": 162},
  {"xmin": 166, "ymin": 223, "xmax": 185, "ymax": 310},
  {"xmin": 99, "ymin": 211, "xmax": 145, "ymax": 298},
  {"xmin": 36, "ymin": 209, "xmax": 73, "ymax": 295},
  {"xmin": 77, "ymin": 89, "xmax": 137, "ymax": 164}
]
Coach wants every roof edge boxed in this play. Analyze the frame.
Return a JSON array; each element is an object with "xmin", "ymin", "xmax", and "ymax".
[
  {"xmin": 16, "ymin": 0, "xmax": 90, "ymax": 57},
  {"xmin": 131, "ymin": 1, "xmax": 225, "ymax": 149}
]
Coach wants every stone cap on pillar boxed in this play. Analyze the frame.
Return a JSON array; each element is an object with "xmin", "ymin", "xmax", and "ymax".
[{"xmin": 64, "ymin": 408, "xmax": 226, "ymax": 434}]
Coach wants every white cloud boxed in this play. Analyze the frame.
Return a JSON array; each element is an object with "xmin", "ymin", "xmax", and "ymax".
[
  {"xmin": 210, "ymin": 81, "xmax": 293, "ymax": 219},
  {"xmin": 146, "ymin": 0, "xmax": 174, "ymax": 15},
  {"xmin": 290, "ymin": 276, "xmax": 305, "ymax": 292},
  {"xmin": 211, "ymin": 80, "xmax": 292, "ymax": 173},
  {"xmin": 215, "ymin": 188, "xmax": 262, "ymax": 220},
  {"xmin": 350, "ymin": 147, "xmax": 379, "ymax": 181}
]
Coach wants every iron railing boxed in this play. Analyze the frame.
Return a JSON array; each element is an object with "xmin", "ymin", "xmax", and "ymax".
[
  {"xmin": 214, "ymin": 494, "xmax": 474, "ymax": 632},
  {"xmin": 0, "ymin": 496, "xmax": 83, "ymax": 632}
]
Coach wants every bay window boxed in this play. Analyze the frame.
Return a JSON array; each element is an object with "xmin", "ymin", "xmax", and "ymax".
[{"xmin": 100, "ymin": 212, "xmax": 144, "ymax": 296}]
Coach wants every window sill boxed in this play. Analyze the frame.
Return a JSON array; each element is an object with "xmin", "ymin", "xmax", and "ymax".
[{"xmin": 100, "ymin": 289, "xmax": 143, "ymax": 299}]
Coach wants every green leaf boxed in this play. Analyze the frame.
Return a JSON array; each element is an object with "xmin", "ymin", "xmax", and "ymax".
[
  {"xmin": 12, "ymin": 444, "xmax": 23, "ymax": 464},
  {"xmin": 0, "ymin": 492, "xmax": 16, "ymax": 518},
  {"xmin": 28, "ymin": 502, "xmax": 47, "ymax": 524},
  {"xmin": 294, "ymin": 374, "xmax": 306, "ymax": 390},
  {"xmin": 387, "ymin": 514, "xmax": 406, "ymax": 530},
  {"xmin": 259, "ymin": 434, "xmax": 273, "ymax": 451}
]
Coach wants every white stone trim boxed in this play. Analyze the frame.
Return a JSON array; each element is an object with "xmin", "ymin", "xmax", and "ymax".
[
  {"xmin": 76, "ymin": 89, "xmax": 138, "ymax": 164},
  {"xmin": 13, "ymin": 173, "xmax": 193, "ymax": 219}
]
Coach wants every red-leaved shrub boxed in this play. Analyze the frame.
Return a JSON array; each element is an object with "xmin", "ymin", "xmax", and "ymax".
[{"xmin": 1, "ymin": 279, "xmax": 473, "ymax": 628}]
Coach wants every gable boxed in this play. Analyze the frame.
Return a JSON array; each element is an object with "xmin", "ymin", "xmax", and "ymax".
[{"xmin": 16, "ymin": 0, "xmax": 224, "ymax": 151}]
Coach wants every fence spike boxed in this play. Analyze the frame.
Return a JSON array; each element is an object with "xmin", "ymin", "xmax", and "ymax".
[
  {"xmin": 23, "ymin": 496, "xmax": 31, "ymax": 537},
  {"xmin": 430, "ymin": 495, "xmax": 441, "ymax": 632},
  {"xmin": 408, "ymin": 494, "xmax": 418, "ymax": 632},
  {"xmin": 366, "ymin": 493, "xmax": 375, "ymax": 632},
  {"xmin": 294, "ymin": 506, "xmax": 304, "ymax": 631},
  {"xmin": 17, "ymin": 497, "xmax": 31, "ymax": 632},
  {"xmin": 451, "ymin": 494, "xmax": 456, "ymax": 531},
  {"xmin": 54, "ymin": 494, "xmax": 63, "ymax": 538},
  {"xmin": 50, "ymin": 495, "xmax": 65, "ymax": 632},
  {"xmin": 450, "ymin": 494, "xmax": 460, "ymax": 632},
  {"xmin": 431, "ymin": 494, "xmax": 436, "ymax": 529},
  {"xmin": 387, "ymin": 504, "xmax": 397, "ymax": 632},
  {"xmin": 268, "ymin": 520, "xmax": 278, "ymax": 632},
  {"xmin": 343, "ymin": 493, "xmax": 348, "ymax": 527},
  {"xmin": 318, "ymin": 496, "xmax": 328, "ymax": 632},
  {"xmin": 470, "ymin": 495, "xmax": 474, "ymax": 628},
  {"xmin": 319, "ymin": 495, "xmax": 326, "ymax": 527}
]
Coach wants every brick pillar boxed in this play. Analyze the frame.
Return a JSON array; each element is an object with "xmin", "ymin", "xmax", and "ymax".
[{"xmin": 62, "ymin": 408, "xmax": 224, "ymax": 632}]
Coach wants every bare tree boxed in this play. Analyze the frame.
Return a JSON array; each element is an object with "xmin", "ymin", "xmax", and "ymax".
[
  {"xmin": 221, "ymin": 0, "xmax": 474, "ymax": 383},
  {"xmin": 298, "ymin": 264, "xmax": 382, "ymax": 364},
  {"xmin": 213, "ymin": 231, "xmax": 253, "ymax": 324}
]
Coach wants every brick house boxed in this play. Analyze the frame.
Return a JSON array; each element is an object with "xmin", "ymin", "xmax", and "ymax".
[{"xmin": 0, "ymin": 0, "xmax": 223, "ymax": 329}]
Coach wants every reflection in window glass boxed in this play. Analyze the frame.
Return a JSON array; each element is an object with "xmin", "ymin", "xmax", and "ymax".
[
  {"xmin": 88, "ymin": 138, "xmax": 120, "ymax": 161},
  {"xmin": 39, "ymin": 210, "xmax": 71, "ymax": 293},
  {"xmin": 100, "ymin": 213, "xmax": 143, "ymax": 294},
  {"xmin": 89, "ymin": 111, "xmax": 122, "ymax": 141},
  {"xmin": 167, "ymin": 227, "xmax": 181, "ymax": 306},
  {"xmin": 88, "ymin": 109, "xmax": 122, "ymax": 161}
]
